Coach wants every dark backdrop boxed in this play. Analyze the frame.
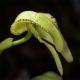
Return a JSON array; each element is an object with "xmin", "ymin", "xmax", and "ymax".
[{"xmin": 0, "ymin": 0, "xmax": 80, "ymax": 80}]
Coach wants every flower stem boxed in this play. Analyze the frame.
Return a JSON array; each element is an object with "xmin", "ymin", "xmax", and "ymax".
[{"xmin": 12, "ymin": 32, "xmax": 32, "ymax": 46}]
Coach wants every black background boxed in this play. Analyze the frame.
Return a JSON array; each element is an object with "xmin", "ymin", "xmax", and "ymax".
[{"xmin": 0, "ymin": 0, "xmax": 80, "ymax": 80}]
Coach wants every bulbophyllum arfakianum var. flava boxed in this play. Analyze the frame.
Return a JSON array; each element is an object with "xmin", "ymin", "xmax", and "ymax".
[{"xmin": 0, "ymin": 11, "xmax": 73, "ymax": 76}]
